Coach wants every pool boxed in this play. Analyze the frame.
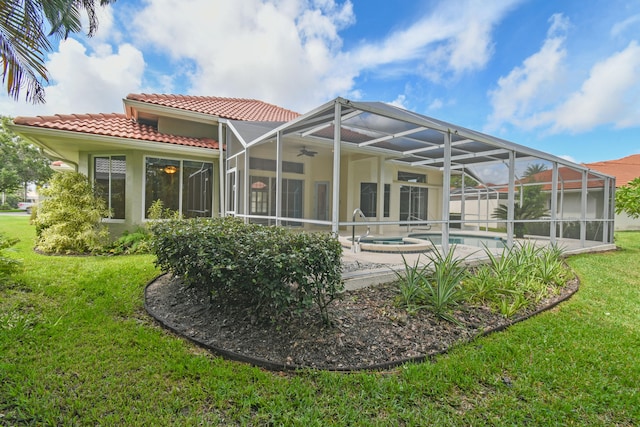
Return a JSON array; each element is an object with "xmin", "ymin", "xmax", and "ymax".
[{"xmin": 409, "ymin": 233, "xmax": 505, "ymax": 249}]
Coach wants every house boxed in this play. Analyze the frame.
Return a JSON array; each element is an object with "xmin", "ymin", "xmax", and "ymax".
[
  {"xmin": 10, "ymin": 95, "xmax": 616, "ymax": 252},
  {"xmin": 585, "ymin": 154, "xmax": 640, "ymax": 231},
  {"xmin": 12, "ymin": 94, "xmax": 298, "ymax": 236}
]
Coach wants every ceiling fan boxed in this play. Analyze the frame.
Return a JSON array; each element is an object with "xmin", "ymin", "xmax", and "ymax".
[{"xmin": 297, "ymin": 147, "xmax": 318, "ymax": 157}]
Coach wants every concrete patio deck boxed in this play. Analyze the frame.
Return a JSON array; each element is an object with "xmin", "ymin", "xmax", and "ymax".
[{"xmin": 340, "ymin": 237, "xmax": 616, "ymax": 291}]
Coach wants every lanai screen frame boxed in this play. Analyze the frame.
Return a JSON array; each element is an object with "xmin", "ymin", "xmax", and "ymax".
[{"xmin": 227, "ymin": 97, "xmax": 615, "ymax": 253}]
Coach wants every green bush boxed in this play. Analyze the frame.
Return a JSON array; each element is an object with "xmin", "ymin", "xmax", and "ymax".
[
  {"xmin": 394, "ymin": 247, "xmax": 468, "ymax": 323},
  {"xmin": 0, "ymin": 232, "xmax": 21, "ymax": 283},
  {"xmin": 108, "ymin": 228, "xmax": 151, "ymax": 255},
  {"xmin": 150, "ymin": 217, "xmax": 344, "ymax": 324},
  {"xmin": 395, "ymin": 242, "xmax": 572, "ymax": 321},
  {"xmin": 464, "ymin": 241, "xmax": 570, "ymax": 317},
  {"xmin": 33, "ymin": 172, "xmax": 110, "ymax": 254},
  {"xmin": 107, "ymin": 201, "xmax": 178, "ymax": 255}
]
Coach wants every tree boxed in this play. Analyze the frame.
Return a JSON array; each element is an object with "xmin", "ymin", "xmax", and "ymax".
[
  {"xmin": 493, "ymin": 164, "xmax": 549, "ymax": 238},
  {"xmin": 0, "ymin": 168, "xmax": 20, "ymax": 206},
  {"xmin": 0, "ymin": 116, "xmax": 53, "ymax": 203},
  {"xmin": 615, "ymin": 177, "xmax": 640, "ymax": 219},
  {"xmin": 0, "ymin": 0, "xmax": 116, "ymax": 103},
  {"xmin": 34, "ymin": 171, "xmax": 109, "ymax": 254},
  {"xmin": 450, "ymin": 173, "xmax": 478, "ymax": 189},
  {"xmin": 523, "ymin": 163, "xmax": 548, "ymax": 178}
]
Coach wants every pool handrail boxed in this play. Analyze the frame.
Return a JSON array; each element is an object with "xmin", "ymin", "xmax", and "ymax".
[
  {"xmin": 351, "ymin": 208, "xmax": 370, "ymax": 253},
  {"xmin": 406, "ymin": 215, "xmax": 431, "ymax": 233}
]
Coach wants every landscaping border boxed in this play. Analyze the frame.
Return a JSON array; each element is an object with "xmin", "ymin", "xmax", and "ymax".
[{"xmin": 144, "ymin": 273, "xmax": 580, "ymax": 372}]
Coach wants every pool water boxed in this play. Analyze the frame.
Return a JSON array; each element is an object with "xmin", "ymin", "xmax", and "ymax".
[
  {"xmin": 357, "ymin": 237, "xmax": 414, "ymax": 245},
  {"xmin": 409, "ymin": 233, "xmax": 505, "ymax": 249}
]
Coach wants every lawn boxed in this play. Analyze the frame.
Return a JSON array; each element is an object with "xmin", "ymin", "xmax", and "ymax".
[{"xmin": 1, "ymin": 215, "xmax": 638, "ymax": 426}]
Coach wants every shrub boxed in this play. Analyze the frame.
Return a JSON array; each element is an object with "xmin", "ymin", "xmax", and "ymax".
[
  {"xmin": 0, "ymin": 233, "xmax": 21, "ymax": 284},
  {"xmin": 394, "ymin": 247, "xmax": 468, "ymax": 323},
  {"xmin": 463, "ymin": 242, "xmax": 570, "ymax": 317},
  {"xmin": 150, "ymin": 217, "xmax": 343, "ymax": 324},
  {"xmin": 108, "ymin": 228, "xmax": 151, "ymax": 255},
  {"xmin": 33, "ymin": 172, "xmax": 110, "ymax": 254},
  {"xmin": 107, "ymin": 201, "xmax": 178, "ymax": 255}
]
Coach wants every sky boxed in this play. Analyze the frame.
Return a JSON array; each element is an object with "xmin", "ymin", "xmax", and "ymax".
[{"xmin": 1, "ymin": 0, "xmax": 639, "ymax": 166}]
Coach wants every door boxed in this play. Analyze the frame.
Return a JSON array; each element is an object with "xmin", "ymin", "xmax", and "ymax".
[{"xmin": 400, "ymin": 185, "xmax": 428, "ymax": 221}]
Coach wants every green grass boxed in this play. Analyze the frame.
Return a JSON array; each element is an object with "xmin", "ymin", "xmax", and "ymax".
[{"xmin": 1, "ymin": 216, "xmax": 639, "ymax": 425}]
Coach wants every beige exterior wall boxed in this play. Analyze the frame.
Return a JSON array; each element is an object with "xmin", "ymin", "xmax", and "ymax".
[
  {"xmin": 615, "ymin": 213, "xmax": 640, "ymax": 231},
  {"xmin": 78, "ymin": 147, "xmax": 220, "ymax": 238},
  {"xmin": 158, "ymin": 117, "xmax": 217, "ymax": 139},
  {"xmin": 241, "ymin": 139, "xmax": 446, "ymax": 236}
]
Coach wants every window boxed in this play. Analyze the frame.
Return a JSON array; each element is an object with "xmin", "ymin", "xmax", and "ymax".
[
  {"xmin": 282, "ymin": 179, "xmax": 303, "ymax": 226},
  {"xmin": 398, "ymin": 171, "xmax": 427, "ymax": 183},
  {"xmin": 182, "ymin": 161, "xmax": 213, "ymax": 217},
  {"xmin": 384, "ymin": 184, "xmax": 391, "ymax": 218},
  {"xmin": 145, "ymin": 157, "xmax": 213, "ymax": 218},
  {"xmin": 360, "ymin": 183, "xmax": 377, "ymax": 217},
  {"xmin": 94, "ymin": 155, "xmax": 126, "ymax": 219},
  {"xmin": 249, "ymin": 176, "xmax": 304, "ymax": 225},
  {"xmin": 250, "ymin": 176, "xmax": 270, "ymax": 215},
  {"xmin": 359, "ymin": 183, "xmax": 390, "ymax": 218},
  {"xmin": 250, "ymin": 157, "xmax": 304, "ymax": 174},
  {"xmin": 400, "ymin": 185, "xmax": 428, "ymax": 221}
]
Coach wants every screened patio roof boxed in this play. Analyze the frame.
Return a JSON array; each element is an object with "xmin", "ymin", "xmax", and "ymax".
[{"xmin": 227, "ymin": 97, "xmax": 611, "ymax": 181}]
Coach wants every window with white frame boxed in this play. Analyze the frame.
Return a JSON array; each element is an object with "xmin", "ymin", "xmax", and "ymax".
[
  {"xmin": 145, "ymin": 157, "xmax": 213, "ymax": 218},
  {"xmin": 248, "ymin": 175, "xmax": 304, "ymax": 225},
  {"xmin": 94, "ymin": 155, "xmax": 126, "ymax": 219}
]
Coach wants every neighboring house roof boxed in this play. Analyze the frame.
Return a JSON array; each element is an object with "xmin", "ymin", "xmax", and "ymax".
[
  {"xmin": 12, "ymin": 113, "xmax": 220, "ymax": 150},
  {"xmin": 126, "ymin": 93, "xmax": 300, "ymax": 122},
  {"xmin": 584, "ymin": 154, "xmax": 640, "ymax": 187},
  {"xmin": 489, "ymin": 166, "xmax": 611, "ymax": 193}
]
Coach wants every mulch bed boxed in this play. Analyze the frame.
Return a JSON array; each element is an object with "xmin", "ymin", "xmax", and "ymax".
[{"xmin": 144, "ymin": 274, "xmax": 579, "ymax": 371}]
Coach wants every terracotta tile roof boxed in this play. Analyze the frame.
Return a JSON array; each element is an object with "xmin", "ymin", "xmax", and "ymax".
[
  {"xmin": 585, "ymin": 154, "xmax": 640, "ymax": 187},
  {"xmin": 126, "ymin": 93, "xmax": 300, "ymax": 122},
  {"xmin": 524, "ymin": 168, "xmax": 607, "ymax": 191},
  {"xmin": 491, "ymin": 167, "xmax": 611, "ymax": 192},
  {"xmin": 13, "ymin": 113, "xmax": 220, "ymax": 150}
]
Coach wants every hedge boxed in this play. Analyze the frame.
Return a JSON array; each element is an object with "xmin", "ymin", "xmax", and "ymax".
[{"xmin": 150, "ymin": 217, "xmax": 344, "ymax": 324}]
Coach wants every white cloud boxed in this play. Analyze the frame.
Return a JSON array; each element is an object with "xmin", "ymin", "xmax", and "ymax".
[
  {"xmin": 548, "ymin": 41, "xmax": 640, "ymax": 133},
  {"xmin": 39, "ymin": 39, "xmax": 144, "ymax": 115},
  {"xmin": 486, "ymin": 13, "xmax": 569, "ymax": 131},
  {"xmin": 428, "ymin": 98, "xmax": 444, "ymax": 111},
  {"xmin": 129, "ymin": 0, "xmax": 520, "ymax": 111},
  {"xmin": 351, "ymin": 0, "xmax": 522, "ymax": 80},
  {"xmin": 0, "ymin": 0, "xmax": 522, "ymax": 117},
  {"xmin": 131, "ymin": 0, "xmax": 356, "ymax": 112},
  {"xmin": 611, "ymin": 14, "xmax": 640, "ymax": 38},
  {"xmin": 558, "ymin": 154, "xmax": 578, "ymax": 164},
  {"xmin": 0, "ymin": 4, "xmax": 145, "ymax": 117},
  {"xmin": 388, "ymin": 94, "xmax": 407, "ymax": 109},
  {"xmin": 487, "ymin": 12, "xmax": 640, "ymax": 136}
]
